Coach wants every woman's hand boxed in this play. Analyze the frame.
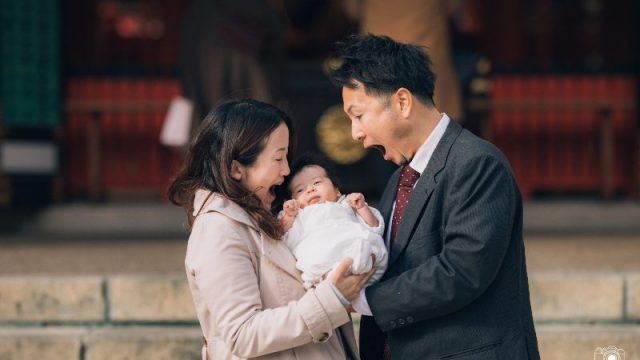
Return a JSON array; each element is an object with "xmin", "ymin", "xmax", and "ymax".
[{"xmin": 329, "ymin": 257, "xmax": 376, "ymax": 302}]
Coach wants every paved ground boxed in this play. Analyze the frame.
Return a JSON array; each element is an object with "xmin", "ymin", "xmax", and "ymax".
[
  {"xmin": 0, "ymin": 200, "xmax": 638, "ymax": 275},
  {"xmin": 1, "ymin": 200, "xmax": 639, "ymax": 239},
  {"xmin": 1, "ymin": 235, "xmax": 638, "ymax": 275}
]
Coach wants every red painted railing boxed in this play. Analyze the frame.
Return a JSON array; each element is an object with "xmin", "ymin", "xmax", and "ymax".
[
  {"xmin": 64, "ymin": 78, "xmax": 183, "ymax": 199},
  {"xmin": 480, "ymin": 75, "xmax": 637, "ymax": 198}
]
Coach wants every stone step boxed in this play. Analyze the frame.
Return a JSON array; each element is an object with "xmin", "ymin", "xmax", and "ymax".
[
  {"xmin": 0, "ymin": 326, "xmax": 202, "ymax": 360},
  {"xmin": 0, "ymin": 325, "xmax": 638, "ymax": 360},
  {"xmin": 537, "ymin": 325, "xmax": 640, "ymax": 360},
  {"xmin": 1, "ymin": 272, "xmax": 639, "ymax": 323}
]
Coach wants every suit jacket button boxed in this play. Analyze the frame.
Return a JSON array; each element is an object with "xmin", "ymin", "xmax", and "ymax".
[
  {"xmin": 407, "ymin": 316, "xmax": 414, "ymax": 323},
  {"xmin": 398, "ymin": 319, "xmax": 405, "ymax": 326},
  {"xmin": 318, "ymin": 333, "xmax": 329, "ymax": 342},
  {"xmin": 390, "ymin": 321, "xmax": 396, "ymax": 328}
]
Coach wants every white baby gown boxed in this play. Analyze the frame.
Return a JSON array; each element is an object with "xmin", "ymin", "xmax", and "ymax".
[{"xmin": 283, "ymin": 196, "xmax": 388, "ymax": 289}]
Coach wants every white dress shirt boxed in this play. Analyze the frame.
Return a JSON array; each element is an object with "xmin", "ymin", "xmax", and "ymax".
[{"xmin": 352, "ymin": 113, "xmax": 451, "ymax": 315}]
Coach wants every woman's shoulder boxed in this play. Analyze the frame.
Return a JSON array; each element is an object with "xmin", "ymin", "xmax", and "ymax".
[
  {"xmin": 193, "ymin": 190, "xmax": 259, "ymax": 230},
  {"xmin": 187, "ymin": 201, "xmax": 260, "ymax": 261}
]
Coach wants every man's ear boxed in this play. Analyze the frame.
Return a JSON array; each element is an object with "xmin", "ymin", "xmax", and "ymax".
[
  {"xmin": 395, "ymin": 88, "xmax": 413, "ymax": 118},
  {"xmin": 230, "ymin": 160, "xmax": 244, "ymax": 181}
]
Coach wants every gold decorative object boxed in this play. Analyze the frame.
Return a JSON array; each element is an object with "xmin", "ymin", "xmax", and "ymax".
[{"xmin": 315, "ymin": 105, "xmax": 367, "ymax": 165}]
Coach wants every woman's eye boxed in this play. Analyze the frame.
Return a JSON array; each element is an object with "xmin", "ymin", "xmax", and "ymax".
[{"xmin": 275, "ymin": 158, "xmax": 283, "ymax": 162}]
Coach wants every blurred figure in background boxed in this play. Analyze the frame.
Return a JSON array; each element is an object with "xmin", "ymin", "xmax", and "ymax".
[
  {"xmin": 344, "ymin": 0, "xmax": 465, "ymax": 122},
  {"xmin": 179, "ymin": 0, "xmax": 285, "ymax": 132}
]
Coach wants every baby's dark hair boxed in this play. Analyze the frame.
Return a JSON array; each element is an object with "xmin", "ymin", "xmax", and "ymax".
[{"xmin": 282, "ymin": 153, "xmax": 342, "ymax": 199}]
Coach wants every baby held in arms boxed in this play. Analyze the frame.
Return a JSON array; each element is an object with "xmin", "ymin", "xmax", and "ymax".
[{"xmin": 279, "ymin": 155, "xmax": 388, "ymax": 290}]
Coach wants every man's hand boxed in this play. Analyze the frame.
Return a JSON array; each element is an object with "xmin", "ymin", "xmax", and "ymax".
[
  {"xmin": 329, "ymin": 257, "xmax": 376, "ymax": 301},
  {"xmin": 346, "ymin": 193, "xmax": 366, "ymax": 210}
]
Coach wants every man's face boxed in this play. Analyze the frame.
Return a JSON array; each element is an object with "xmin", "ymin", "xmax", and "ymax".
[{"xmin": 342, "ymin": 83, "xmax": 408, "ymax": 165}]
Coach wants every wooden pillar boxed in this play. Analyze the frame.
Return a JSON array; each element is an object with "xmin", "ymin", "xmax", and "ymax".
[
  {"xmin": 598, "ymin": 107, "xmax": 614, "ymax": 199},
  {"xmin": 88, "ymin": 110, "xmax": 103, "ymax": 201}
]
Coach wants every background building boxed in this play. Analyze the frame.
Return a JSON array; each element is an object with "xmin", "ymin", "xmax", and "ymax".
[{"xmin": 0, "ymin": 1, "xmax": 638, "ymax": 359}]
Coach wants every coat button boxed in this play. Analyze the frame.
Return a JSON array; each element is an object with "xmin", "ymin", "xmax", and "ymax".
[
  {"xmin": 398, "ymin": 319, "xmax": 405, "ymax": 326},
  {"xmin": 390, "ymin": 320, "xmax": 396, "ymax": 328},
  {"xmin": 318, "ymin": 333, "xmax": 329, "ymax": 342},
  {"xmin": 407, "ymin": 316, "xmax": 414, "ymax": 323}
]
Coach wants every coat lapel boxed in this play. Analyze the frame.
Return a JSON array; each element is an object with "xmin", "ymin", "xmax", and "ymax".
[
  {"xmin": 388, "ymin": 120, "xmax": 463, "ymax": 266},
  {"xmin": 194, "ymin": 190, "xmax": 302, "ymax": 283},
  {"xmin": 260, "ymin": 234, "xmax": 304, "ymax": 283}
]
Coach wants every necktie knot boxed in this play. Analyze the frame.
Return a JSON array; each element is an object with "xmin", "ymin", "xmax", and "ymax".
[{"xmin": 398, "ymin": 165, "xmax": 420, "ymax": 188}]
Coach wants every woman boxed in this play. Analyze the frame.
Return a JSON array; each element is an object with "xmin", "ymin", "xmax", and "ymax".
[{"xmin": 168, "ymin": 99, "xmax": 372, "ymax": 359}]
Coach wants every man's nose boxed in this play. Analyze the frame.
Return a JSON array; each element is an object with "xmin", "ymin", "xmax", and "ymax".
[{"xmin": 351, "ymin": 123, "xmax": 363, "ymax": 142}]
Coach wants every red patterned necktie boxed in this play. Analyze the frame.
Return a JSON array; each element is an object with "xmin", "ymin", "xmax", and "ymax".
[
  {"xmin": 389, "ymin": 164, "xmax": 421, "ymax": 247},
  {"xmin": 383, "ymin": 164, "xmax": 420, "ymax": 360}
]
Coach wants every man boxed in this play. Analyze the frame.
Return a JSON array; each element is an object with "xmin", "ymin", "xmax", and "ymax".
[
  {"xmin": 343, "ymin": 0, "xmax": 464, "ymax": 121},
  {"xmin": 331, "ymin": 34, "xmax": 540, "ymax": 360}
]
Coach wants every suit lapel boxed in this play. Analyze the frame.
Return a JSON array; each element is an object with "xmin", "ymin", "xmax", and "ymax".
[
  {"xmin": 388, "ymin": 120, "xmax": 463, "ymax": 266},
  {"xmin": 379, "ymin": 167, "xmax": 402, "ymax": 226}
]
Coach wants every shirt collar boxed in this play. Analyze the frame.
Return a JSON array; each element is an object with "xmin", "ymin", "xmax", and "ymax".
[{"xmin": 408, "ymin": 113, "xmax": 450, "ymax": 175}]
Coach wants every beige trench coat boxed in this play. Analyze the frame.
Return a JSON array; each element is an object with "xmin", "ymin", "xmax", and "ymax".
[{"xmin": 185, "ymin": 190, "xmax": 360, "ymax": 359}]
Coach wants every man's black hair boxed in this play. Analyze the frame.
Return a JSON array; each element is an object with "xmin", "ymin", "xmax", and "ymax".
[{"xmin": 330, "ymin": 34, "xmax": 436, "ymax": 106}]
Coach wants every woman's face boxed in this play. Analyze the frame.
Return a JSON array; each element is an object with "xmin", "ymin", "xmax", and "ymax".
[{"xmin": 240, "ymin": 122, "xmax": 290, "ymax": 209}]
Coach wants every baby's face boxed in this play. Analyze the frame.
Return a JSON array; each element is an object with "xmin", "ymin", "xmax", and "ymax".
[{"xmin": 288, "ymin": 165, "xmax": 341, "ymax": 208}]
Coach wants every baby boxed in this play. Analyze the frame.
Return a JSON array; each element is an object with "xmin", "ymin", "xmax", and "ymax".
[{"xmin": 280, "ymin": 155, "xmax": 388, "ymax": 290}]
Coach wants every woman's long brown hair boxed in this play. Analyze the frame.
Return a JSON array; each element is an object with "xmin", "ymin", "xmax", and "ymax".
[{"xmin": 167, "ymin": 99, "xmax": 294, "ymax": 240}]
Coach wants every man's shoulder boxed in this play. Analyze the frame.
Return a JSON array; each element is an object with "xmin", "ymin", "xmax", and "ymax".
[{"xmin": 449, "ymin": 128, "xmax": 510, "ymax": 167}]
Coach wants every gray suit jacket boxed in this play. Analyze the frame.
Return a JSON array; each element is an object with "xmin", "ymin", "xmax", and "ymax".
[{"xmin": 360, "ymin": 120, "xmax": 540, "ymax": 360}]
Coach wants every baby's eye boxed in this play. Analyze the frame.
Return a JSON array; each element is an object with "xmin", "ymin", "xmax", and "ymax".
[
  {"xmin": 313, "ymin": 180, "xmax": 321, "ymax": 186},
  {"xmin": 295, "ymin": 189, "xmax": 303, "ymax": 194}
]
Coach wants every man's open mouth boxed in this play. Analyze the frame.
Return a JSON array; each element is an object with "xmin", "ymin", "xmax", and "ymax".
[{"xmin": 371, "ymin": 145, "xmax": 386, "ymax": 156}]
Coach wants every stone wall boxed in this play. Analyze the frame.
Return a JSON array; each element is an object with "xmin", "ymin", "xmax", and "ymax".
[{"xmin": 1, "ymin": 273, "xmax": 639, "ymax": 359}]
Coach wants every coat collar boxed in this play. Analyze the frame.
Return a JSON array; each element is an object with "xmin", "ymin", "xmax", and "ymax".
[
  {"xmin": 387, "ymin": 120, "xmax": 463, "ymax": 266},
  {"xmin": 193, "ymin": 189, "xmax": 259, "ymax": 231},
  {"xmin": 193, "ymin": 189, "xmax": 302, "ymax": 282}
]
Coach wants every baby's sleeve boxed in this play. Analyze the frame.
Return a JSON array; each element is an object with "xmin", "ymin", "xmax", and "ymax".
[
  {"xmin": 360, "ymin": 206, "xmax": 385, "ymax": 236},
  {"xmin": 283, "ymin": 216, "xmax": 305, "ymax": 251}
]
